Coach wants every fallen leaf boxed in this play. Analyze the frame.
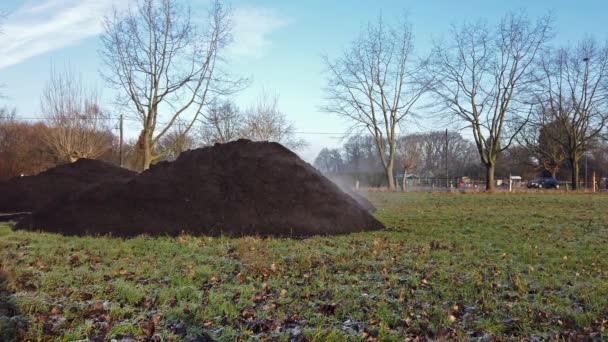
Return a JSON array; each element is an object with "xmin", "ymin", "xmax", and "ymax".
[
  {"xmin": 50, "ymin": 305, "xmax": 62, "ymax": 315},
  {"xmin": 141, "ymin": 320, "xmax": 155, "ymax": 338}
]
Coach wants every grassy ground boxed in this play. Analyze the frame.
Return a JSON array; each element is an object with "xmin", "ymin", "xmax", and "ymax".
[{"xmin": 0, "ymin": 193, "xmax": 607, "ymax": 341}]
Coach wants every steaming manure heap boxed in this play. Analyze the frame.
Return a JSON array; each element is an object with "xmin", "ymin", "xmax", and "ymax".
[{"xmin": 19, "ymin": 139, "xmax": 384, "ymax": 237}]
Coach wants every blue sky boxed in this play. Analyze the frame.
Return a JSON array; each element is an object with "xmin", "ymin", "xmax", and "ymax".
[{"xmin": 1, "ymin": 0, "xmax": 608, "ymax": 161}]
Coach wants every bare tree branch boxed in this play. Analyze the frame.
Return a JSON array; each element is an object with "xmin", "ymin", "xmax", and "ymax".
[
  {"xmin": 531, "ymin": 38, "xmax": 608, "ymax": 189},
  {"xmin": 41, "ymin": 65, "xmax": 113, "ymax": 163},
  {"xmin": 321, "ymin": 14, "xmax": 430, "ymax": 190},
  {"xmin": 100, "ymin": 0, "xmax": 247, "ymax": 170},
  {"xmin": 427, "ymin": 11, "xmax": 553, "ymax": 190}
]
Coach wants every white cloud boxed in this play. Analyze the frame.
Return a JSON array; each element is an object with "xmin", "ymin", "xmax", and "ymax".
[
  {"xmin": 229, "ymin": 7, "xmax": 288, "ymax": 58},
  {"xmin": 0, "ymin": 0, "xmax": 132, "ymax": 69},
  {"xmin": 0, "ymin": 0, "xmax": 286, "ymax": 69}
]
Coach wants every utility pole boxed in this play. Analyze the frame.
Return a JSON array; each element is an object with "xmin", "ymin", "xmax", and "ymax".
[
  {"xmin": 583, "ymin": 56, "xmax": 590, "ymax": 191},
  {"xmin": 445, "ymin": 128, "xmax": 449, "ymax": 189},
  {"xmin": 119, "ymin": 114, "xmax": 124, "ymax": 167},
  {"xmin": 585, "ymin": 153, "xmax": 588, "ymax": 190}
]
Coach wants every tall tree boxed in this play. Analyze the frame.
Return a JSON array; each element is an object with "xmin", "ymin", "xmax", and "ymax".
[
  {"xmin": 395, "ymin": 134, "xmax": 422, "ymax": 190},
  {"xmin": 534, "ymin": 39, "xmax": 608, "ymax": 189},
  {"xmin": 41, "ymin": 66, "xmax": 113, "ymax": 163},
  {"xmin": 100, "ymin": 0, "xmax": 244, "ymax": 170},
  {"xmin": 322, "ymin": 15, "xmax": 430, "ymax": 190},
  {"xmin": 428, "ymin": 12, "xmax": 553, "ymax": 190}
]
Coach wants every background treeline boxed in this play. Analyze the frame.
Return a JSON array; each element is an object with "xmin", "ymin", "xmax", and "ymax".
[
  {"xmin": 2, "ymin": 2, "xmax": 608, "ymax": 191},
  {"xmin": 0, "ymin": 93, "xmax": 303, "ymax": 180},
  {"xmin": 313, "ymin": 131, "xmax": 608, "ymax": 188}
]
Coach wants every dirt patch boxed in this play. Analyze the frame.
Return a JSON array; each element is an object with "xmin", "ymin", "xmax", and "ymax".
[
  {"xmin": 0, "ymin": 159, "xmax": 136, "ymax": 213},
  {"xmin": 20, "ymin": 140, "xmax": 384, "ymax": 237}
]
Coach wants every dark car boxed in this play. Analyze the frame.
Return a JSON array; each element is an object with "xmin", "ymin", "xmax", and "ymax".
[{"xmin": 527, "ymin": 178, "xmax": 560, "ymax": 189}]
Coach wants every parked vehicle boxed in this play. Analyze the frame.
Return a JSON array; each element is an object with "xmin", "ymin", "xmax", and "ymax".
[{"xmin": 527, "ymin": 178, "xmax": 560, "ymax": 189}]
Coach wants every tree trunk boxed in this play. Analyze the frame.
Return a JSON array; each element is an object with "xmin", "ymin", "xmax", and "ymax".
[
  {"xmin": 402, "ymin": 167, "xmax": 407, "ymax": 192},
  {"xmin": 485, "ymin": 163, "xmax": 495, "ymax": 191},
  {"xmin": 385, "ymin": 163, "xmax": 395, "ymax": 190},
  {"xmin": 571, "ymin": 158, "xmax": 580, "ymax": 190},
  {"xmin": 143, "ymin": 148, "xmax": 152, "ymax": 171},
  {"xmin": 140, "ymin": 130, "xmax": 153, "ymax": 171}
]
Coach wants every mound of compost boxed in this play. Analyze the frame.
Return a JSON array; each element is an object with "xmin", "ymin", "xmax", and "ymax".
[
  {"xmin": 20, "ymin": 140, "xmax": 384, "ymax": 237},
  {"xmin": 0, "ymin": 159, "xmax": 136, "ymax": 214}
]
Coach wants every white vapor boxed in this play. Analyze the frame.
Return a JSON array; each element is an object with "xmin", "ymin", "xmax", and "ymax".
[{"xmin": 0, "ymin": 0, "xmax": 132, "ymax": 70}]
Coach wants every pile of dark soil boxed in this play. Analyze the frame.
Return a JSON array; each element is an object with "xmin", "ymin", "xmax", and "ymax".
[
  {"xmin": 20, "ymin": 140, "xmax": 384, "ymax": 237},
  {"xmin": 0, "ymin": 159, "xmax": 136, "ymax": 213}
]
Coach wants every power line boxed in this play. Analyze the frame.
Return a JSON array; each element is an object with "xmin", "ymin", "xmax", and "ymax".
[
  {"xmin": 0, "ymin": 115, "xmax": 350, "ymax": 137},
  {"xmin": 292, "ymin": 131, "xmax": 346, "ymax": 135}
]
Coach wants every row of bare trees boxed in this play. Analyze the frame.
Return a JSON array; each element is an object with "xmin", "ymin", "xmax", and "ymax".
[
  {"xmin": 199, "ymin": 94, "xmax": 306, "ymax": 149},
  {"xmin": 314, "ymin": 132, "xmax": 483, "ymax": 187},
  {"xmin": 0, "ymin": 111, "xmax": 120, "ymax": 180},
  {"xmin": 0, "ymin": 115, "xmax": 55, "ymax": 180},
  {"xmin": 1, "ymin": 60, "xmax": 302, "ymax": 175},
  {"xmin": 322, "ymin": 11, "xmax": 608, "ymax": 190},
  {"xmin": 523, "ymin": 40, "xmax": 608, "ymax": 189},
  {"xmin": 2, "ymin": 0, "xmax": 304, "ymax": 174},
  {"xmin": 3, "ymin": 1, "xmax": 607, "ymax": 190}
]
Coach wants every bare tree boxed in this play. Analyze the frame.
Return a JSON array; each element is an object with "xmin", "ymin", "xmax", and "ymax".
[
  {"xmin": 243, "ymin": 92, "xmax": 307, "ymax": 150},
  {"xmin": 428, "ymin": 12, "xmax": 553, "ymax": 190},
  {"xmin": 100, "ymin": 0, "xmax": 245, "ymax": 170},
  {"xmin": 198, "ymin": 99, "xmax": 243, "ymax": 145},
  {"xmin": 314, "ymin": 148, "xmax": 343, "ymax": 173},
  {"xmin": 322, "ymin": 15, "xmax": 430, "ymax": 190},
  {"xmin": 519, "ymin": 118, "xmax": 567, "ymax": 178},
  {"xmin": 157, "ymin": 122, "xmax": 194, "ymax": 161},
  {"xmin": 342, "ymin": 135, "xmax": 382, "ymax": 173},
  {"xmin": 534, "ymin": 39, "xmax": 608, "ymax": 189},
  {"xmin": 0, "ymin": 106, "xmax": 15, "ymax": 121},
  {"xmin": 41, "ymin": 66, "xmax": 112, "ymax": 163},
  {"xmin": 396, "ymin": 135, "xmax": 422, "ymax": 190},
  {"xmin": 398, "ymin": 131, "xmax": 480, "ymax": 180},
  {"xmin": 0, "ymin": 119, "xmax": 55, "ymax": 180}
]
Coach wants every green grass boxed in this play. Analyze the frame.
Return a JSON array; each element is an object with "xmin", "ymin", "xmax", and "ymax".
[{"xmin": 0, "ymin": 193, "xmax": 607, "ymax": 341}]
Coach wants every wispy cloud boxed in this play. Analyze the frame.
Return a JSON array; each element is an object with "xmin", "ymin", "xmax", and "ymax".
[
  {"xmin": 0, "ymin": 0, "xmax": 286, "ymax": 69},
  {"xmin": 0, "ymin": 0, "xmax": 131, "ymax": 69},
  {"xmin": 229, "ymin": 7, "xmax": 289, "ymax": 59}
]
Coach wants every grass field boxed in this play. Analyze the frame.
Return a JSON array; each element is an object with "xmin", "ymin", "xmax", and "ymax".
[{"xmin": 1, "ymin": 193, "xmax": 607, "ymax": 341}]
